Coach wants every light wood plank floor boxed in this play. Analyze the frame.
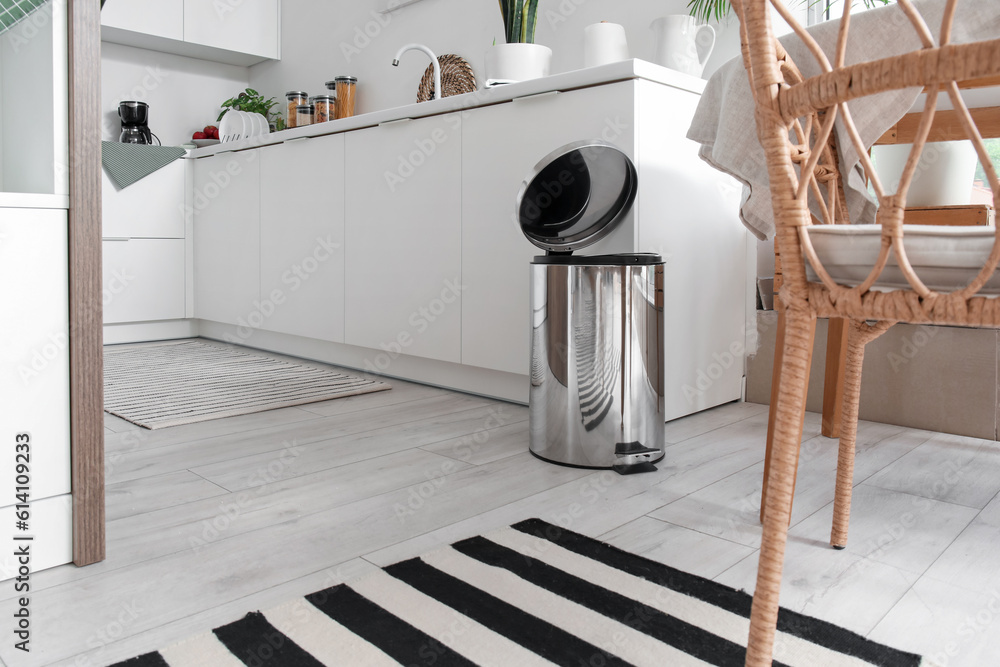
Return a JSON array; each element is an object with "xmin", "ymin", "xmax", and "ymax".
[{"xmin": 3, "ymin": 346, "xmax": 1000, "ymax": 666}]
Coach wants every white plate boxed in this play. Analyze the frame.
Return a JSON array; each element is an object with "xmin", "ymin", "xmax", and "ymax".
[
  {"xmin": 192, "ymin": 138, "xmax": 220, "ymax": 148},
  {"xmin": 219, "ymin": 112, "xmax": 238, "ymax": 142},
  {"xmin": 252, "ymin": 113, "xmax": 268, "ymax": 136},
  {"xmin": 244, "ymin": 111, "xmax": 260, "ymax": 137},
  {"xmin": 235, "ymin": 111, "xmax": 250, "ymax": 139}
]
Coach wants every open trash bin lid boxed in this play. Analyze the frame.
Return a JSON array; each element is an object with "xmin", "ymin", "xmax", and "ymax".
[{"xmin": 516, "ymin": 140, "xmax": 638, "ymax": 254}]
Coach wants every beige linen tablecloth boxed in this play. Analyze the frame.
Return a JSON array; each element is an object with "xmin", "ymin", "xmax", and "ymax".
[{"xmin": 687, "ymin": 0, "xmax": 1000, "ymax": 241}]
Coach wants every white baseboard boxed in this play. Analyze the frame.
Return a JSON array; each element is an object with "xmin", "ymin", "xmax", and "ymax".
[
  {"xmin": 103, "ymin": 320, "xmax": 199, "ymax": 346},
  {"xmin": 195, "ymin": 321, "xmax": 530, "ymax": 405}
]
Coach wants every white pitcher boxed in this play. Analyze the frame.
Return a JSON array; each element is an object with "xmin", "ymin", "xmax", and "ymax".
[{"xmin": 650, "ymin": 15, "xmax": 716, "ymax": 78}]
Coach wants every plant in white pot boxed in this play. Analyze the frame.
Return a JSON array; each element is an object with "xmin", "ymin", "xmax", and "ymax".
[{"xmin": 485, "ymin": 0, "xmax": 549, "ymax": 87}]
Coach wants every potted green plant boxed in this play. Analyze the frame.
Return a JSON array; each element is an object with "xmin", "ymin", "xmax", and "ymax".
[
  {"xmin": 485, "ymin": 1, "xmax": 550, "ymax": 86},
  {"xmin": 218, "ymin": 88, "xmax": 284, "ymax": 131}
]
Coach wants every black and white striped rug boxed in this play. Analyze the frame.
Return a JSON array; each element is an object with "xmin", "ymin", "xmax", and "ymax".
[
  {"xmin": 104, "ymin": 340, "xmax": 390, "ymax": 429},
  {"xmin": 113, "ymin": 519, "xmax": 928, "ymax": 666}
]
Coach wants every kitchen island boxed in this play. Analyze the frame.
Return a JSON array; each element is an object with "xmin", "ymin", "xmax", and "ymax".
[{"xmin": 103, "ymin": 59, "xmax": 752, "ymax": 419}]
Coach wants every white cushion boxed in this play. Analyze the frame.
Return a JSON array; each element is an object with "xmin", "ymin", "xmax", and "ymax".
[{"xmin": 804, "ymin": 224, "xmax": 1000, "ymax": 294}]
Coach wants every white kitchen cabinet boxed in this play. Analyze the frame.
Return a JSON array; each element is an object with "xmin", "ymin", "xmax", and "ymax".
[
  {"xmin": 184, "ymin": 0, "xmax": 279, "ymax": 60},
  {"xmin": 103, "ymin": 239, "xmax": 186, "ymax": 324},
  {"xmin": 101, "ymin": 0, "xmax": 279, "ymax": 66},
  {"xmin": 102, "ymin": 160, "xmax": 185, "ymax": 239},
  {"xmin": 0, "ymin": 209, "xmax": 71, "ymax": 505},
  {"xmin": 0, "ymin": 495, "xmax": 72, "ymax": 581},
  {"xmin": 461, "ymin": 84, "xmax": 638, "ymax": 375},
  {"xmin": 192, "ymin": 150, "xmax": 261, "ymax": 326},
  {"xmin": 100, "ymin": 0, "xmax": 183, "ymax": 41},
  {"xmin": 344, "ymin": 114, "xmax": 463, "ymax": 364},
  {"xmin": 635, "ymin": 81, "xmax": 748, "ymax": 420},
  {"xmin": 259, "ymin": 135, "xmax": 346, "ymax": 342}
]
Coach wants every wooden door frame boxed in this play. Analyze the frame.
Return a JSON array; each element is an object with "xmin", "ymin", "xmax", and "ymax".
[{"xmin": 68, "ymin": 0, "xmax": 105, "ymax": 566}]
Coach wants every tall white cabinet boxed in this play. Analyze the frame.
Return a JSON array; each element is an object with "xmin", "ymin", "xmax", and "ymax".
[{"xmin": 0, "ymin": 3, "xmax": 74, "ymax": 580}]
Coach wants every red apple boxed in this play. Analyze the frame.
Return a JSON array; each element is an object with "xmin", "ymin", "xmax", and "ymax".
[
  {"xmin": 193, "ymin": 131, "xmax": 207, "ymax": 140},
  {"xmin": 204, "ymin": 125, "xmax": 219, "ymax": 139}
]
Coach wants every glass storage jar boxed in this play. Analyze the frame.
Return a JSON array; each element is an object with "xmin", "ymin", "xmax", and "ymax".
[
  {"xmin": 285, "ymin": 91, "xmax": 308, "ymax": 128},
  {"xmin": 311, "ymin": 95, "xmax": 335, "ymax": 123},
  {"xmin": 327, "ymin": 77, "xmax": 357, "ymax": 119},
  {"xmin": 295, "ymin": 104, "xmax": 315, "ymax": 127}
]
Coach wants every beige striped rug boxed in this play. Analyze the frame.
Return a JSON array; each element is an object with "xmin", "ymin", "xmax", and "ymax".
[{"xmin": 104, "ymin": 340, "xmax": 390, "ymax": 429}]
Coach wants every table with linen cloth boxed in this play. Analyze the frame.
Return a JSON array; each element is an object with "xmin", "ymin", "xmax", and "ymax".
[{"xmin": 687, "ymin": 0, "xmax": 1000, "ymax": 242}]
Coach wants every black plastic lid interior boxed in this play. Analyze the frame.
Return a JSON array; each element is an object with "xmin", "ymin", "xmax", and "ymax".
[
  {"xmin": 532, "ymin": 252, "xmax": 662, "ymax": 265},
  {"xmin": 516, "ymin": 141, "xmax": 638, "ymax": 254}
]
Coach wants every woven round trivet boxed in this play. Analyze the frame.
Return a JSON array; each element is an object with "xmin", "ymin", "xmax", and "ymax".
[{"xmin": 417, "ymin": 54, "xmax": 477, "ymax": 102}]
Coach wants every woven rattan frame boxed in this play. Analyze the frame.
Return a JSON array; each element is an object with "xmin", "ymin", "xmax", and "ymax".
[
  {"xmin": 732, "ymin": 1, "xmax": 1000, "ymax": 665},
  {"xmin": 416, "ymin": 54, "xmax": 477, "ymax": 103}
]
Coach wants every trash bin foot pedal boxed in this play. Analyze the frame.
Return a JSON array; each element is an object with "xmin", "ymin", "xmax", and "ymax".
[
  {"xmin": 615, "ymin": 441, "xmax": 660, "ymax": 456},
  {"xmin": 613, "ymin": 461, "xmax": 658, "ymax": 475}
]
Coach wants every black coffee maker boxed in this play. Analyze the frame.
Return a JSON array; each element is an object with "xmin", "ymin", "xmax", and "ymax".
[{"xmin": 119, "ymin": 101, "xmax": 159, "ymax": 145}]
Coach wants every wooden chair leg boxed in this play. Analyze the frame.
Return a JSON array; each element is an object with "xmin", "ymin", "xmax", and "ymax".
[
  {"xmin": 830, "ymin": 320, "xmax": 892, "ymax": 549},
  {"xmin": 822, "ymin": 318, "xmax": 850, "ymax": 438},
  {"xmin": 760, "ymin": 308, "xmax": 786, "ymax": 524},
  {"xmin": 747, "ymin": 308, "xmax": 818, "ymax": 667},
  {"xmin": 760, "ymin": 307, "xmax": 815, "ymax": 524}
]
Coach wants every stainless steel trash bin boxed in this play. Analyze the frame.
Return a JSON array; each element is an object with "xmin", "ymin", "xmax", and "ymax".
[{"xmin": 517, "ymin": 141, "xmax": 665, "ymax": 473}]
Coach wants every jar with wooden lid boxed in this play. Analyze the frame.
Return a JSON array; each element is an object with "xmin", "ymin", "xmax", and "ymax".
[
  {"xmin": 326, "ymin": 76, "xmax": 357, "ymax": 119},
  {"xmin": 285, "ymin": 91, "xmax": 307, "ymax": 128},
  {"xmin": 295, "ymin": 104, "xmax": 315, "ymax": 127},
  {"xmin": 311, "ymin": 95, "xmax": 335, "ymax": 123}
]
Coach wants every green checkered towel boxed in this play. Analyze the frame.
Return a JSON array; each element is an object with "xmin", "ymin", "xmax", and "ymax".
[
  {"xmin": 102, "ymin": 142, "xmax": 187, "ymax": 190},
  {"xmin": 0, "ymin": 0, "xmax": 49, "ymax": 34}
]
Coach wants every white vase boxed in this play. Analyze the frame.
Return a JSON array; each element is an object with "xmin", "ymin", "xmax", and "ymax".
[
  {"xmin": 650, "ymin": 15, "xmax": 716, "ymax": 78},
  {"xmin": 872, "ymin": 140, "xmax": 978, "ymax": 207},
  {"xmin": 484, "ymin": 43, "xmax": 552, "ymax": 87}
]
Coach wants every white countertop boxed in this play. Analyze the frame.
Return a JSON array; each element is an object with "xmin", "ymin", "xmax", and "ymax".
[{"xmin": 185, "ymin": 59, "xmax": 706, "ymax": 159}]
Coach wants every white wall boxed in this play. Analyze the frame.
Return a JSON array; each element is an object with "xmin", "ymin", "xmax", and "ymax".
[
  {"xmin": 249, "ymin": 0, "xmax": 746, "ymax": 118},
  {"xmin": 102, "ymin": 43, "xmax": 250, "ymax": 147}
]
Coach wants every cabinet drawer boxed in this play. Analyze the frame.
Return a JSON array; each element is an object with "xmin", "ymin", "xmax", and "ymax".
[
  {"xmin": 103, "ymin": 239, "xmax": 186, "ymax": 324},
  {"xmin": 102, "ymin": 160, "xmax": 185, "ymax": 239}
]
